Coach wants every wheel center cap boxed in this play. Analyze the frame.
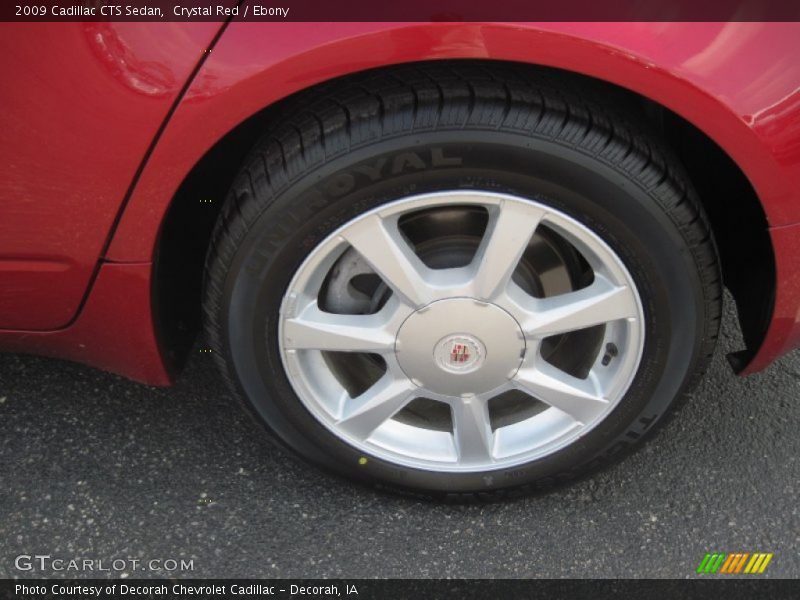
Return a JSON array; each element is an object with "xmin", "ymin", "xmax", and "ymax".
[
  {"xmin": 395, "ymin": 298, "xmax": 525, "ymax": 396},
  {"xmin": 434, "ymin": 334, "xmax": 485, "ymax": 374}
]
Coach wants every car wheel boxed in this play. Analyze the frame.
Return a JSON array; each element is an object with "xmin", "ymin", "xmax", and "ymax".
[{"xmin": 203, "ymin": 64, "xmax": 721, "ymax": 499}]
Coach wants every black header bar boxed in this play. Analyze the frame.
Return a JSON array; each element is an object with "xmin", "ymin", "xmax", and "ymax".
[{"xmin": 3, "ymin": 0, "xmax": 800, "ymax": 22}]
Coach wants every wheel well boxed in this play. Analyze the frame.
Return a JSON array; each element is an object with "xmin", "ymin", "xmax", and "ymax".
[
  {"xmin": 657, "ymin": 110, "xmax": 774, "ymax": 372},
  {"xmin": 153, "ymin": 59, "xmax": 773, "ymax": 374}
]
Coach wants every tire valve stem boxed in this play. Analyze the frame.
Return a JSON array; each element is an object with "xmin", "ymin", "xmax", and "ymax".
[{"xmin": 601, "ymin": 342, "xmax": 619, "ymax": 366}]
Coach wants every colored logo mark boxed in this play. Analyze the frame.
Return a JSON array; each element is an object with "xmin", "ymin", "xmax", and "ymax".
[
  {"xmin": 696, "ymin": 552, "xmax": 773, "ymax": 574},
  {"xmin": 450, "ymin": 343, "xmax": 471, "ymax": 364}
]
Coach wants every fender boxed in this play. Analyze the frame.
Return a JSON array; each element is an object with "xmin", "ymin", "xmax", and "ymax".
[
  {"xmin": 100, "ymin": 21, "xmax": 800, "ymax": 381},
  {"xmin": 106, "ymin": 21, "xmax": 800, "ymax": 264}
]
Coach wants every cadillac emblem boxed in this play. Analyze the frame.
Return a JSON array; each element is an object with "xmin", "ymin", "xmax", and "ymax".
[
  {"xmin": 434, "ymin": 334, "xmax": 485, "ymax": 374},
  {"xmin": 450, "ymin": 342, "xmax": 471, "ymax": 364}
]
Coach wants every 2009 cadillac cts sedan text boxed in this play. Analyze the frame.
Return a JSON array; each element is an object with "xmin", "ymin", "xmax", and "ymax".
[{"xmin": 2, "ymin": 21, "xmax": 799, "ymax": 498}]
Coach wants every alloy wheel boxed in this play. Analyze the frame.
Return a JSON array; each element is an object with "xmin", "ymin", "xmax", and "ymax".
[{"xmin": 278, "ymin": 191, "xmax": 645, "ymax": 472}]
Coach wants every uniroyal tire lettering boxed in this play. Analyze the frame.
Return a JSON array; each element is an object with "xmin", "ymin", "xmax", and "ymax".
[{"xmin": 325, "ymin": 148, "xmax": 463, "ymax": 197}]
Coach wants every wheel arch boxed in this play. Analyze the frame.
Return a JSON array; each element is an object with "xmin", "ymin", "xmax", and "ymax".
[{"xmin": 109, "ymin": 24, "xmax": 777, "ymax": 376}]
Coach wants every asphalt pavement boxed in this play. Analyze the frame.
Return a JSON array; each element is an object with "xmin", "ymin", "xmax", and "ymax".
[{"xmin": 1, "ymin": 297, "xmax": 798, "ymax": 579}]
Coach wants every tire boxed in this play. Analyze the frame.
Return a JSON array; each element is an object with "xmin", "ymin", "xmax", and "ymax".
[{"xmin": 203, "ymin": 62, "xmax": 721, "ymax": 500}]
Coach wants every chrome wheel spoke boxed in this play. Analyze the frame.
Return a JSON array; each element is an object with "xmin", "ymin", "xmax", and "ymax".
[
  {"xmin": 337, "ymin": 374, "xmax": 416, "ymax": 440},
  {"xmin": 520, "ymin": 276, "xmax": 638, "ymax": 339},
  {"xmin": 340, "ymin": 214, "xmax": 432, "ymax": 307},
  {"xmin": 471, "ymin": 201, "xmax": 545, "ymax": 300},
  {"xmin": 451, "ymin": 397, "xmax": 495, "ymax": 464},
  {"xmin": 283, "ymin": 303, "xmax": 396, "ymax": 353},
  {"xmin": 514, "ymin": 363, "xmax": 608, "ymax": 424}
]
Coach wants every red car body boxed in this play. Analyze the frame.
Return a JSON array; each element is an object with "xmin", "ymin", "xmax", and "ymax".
[{"xmin": 1, "ymin": 21, "xmax": 799, "ymax": 385}]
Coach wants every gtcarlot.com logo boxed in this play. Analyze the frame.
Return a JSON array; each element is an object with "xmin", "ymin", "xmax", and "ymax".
[
  {"xmin": 14, "ymin": 554, "xmax": 194, "ymax": 573},
  {"xmin": 696, "ymin": 552, "xmax": 773, "ymax": 574}
]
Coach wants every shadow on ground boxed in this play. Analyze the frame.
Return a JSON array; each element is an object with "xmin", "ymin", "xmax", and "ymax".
[{"xmin": 1, "ymin": 298, "xmax": 798, "ymax": 578}]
